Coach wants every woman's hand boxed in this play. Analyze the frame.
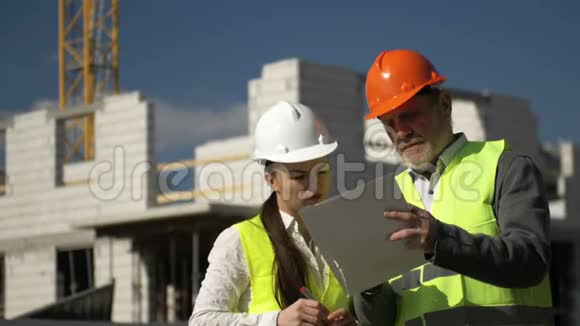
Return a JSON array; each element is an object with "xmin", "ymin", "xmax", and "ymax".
[
  {"xmin": 328, "ymin": 308, "xmax": 358, "ymax": 326},
  {"xmin": 277, "ymin": 298, "xmax": 330, "ymax": 326}
]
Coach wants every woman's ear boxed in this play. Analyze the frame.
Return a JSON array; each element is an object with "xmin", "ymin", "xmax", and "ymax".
[{"xmin": 265, "ymin": 173, "xmax": 279, "ymax": 192}]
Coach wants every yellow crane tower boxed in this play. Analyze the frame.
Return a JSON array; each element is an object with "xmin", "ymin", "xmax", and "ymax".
[{"xmin": 58, "ymin": 0, "xmax": 119, "ymax": 162}]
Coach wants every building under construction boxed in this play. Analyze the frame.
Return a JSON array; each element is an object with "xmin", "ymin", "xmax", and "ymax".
[
  {"xmin": 0, "ymin": 1, "xmax": 578, "ymax": 325},
  {"xmin": 0, "ymin": 57, "xmax": 579, "ymax": 325}
]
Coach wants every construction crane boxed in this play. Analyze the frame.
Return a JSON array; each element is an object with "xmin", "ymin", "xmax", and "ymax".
[{"xmin": 58, "ymin": 0, "xmax": 119, "ymax": 162}]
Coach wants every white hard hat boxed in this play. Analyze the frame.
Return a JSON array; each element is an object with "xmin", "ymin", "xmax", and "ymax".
[{"xmin": 253, "ymin": 101, "xmax": 338, "ymax": 164}]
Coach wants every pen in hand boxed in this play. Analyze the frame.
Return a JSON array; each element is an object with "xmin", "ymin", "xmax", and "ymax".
[{"xmin": 300, "ymin": 286, "xmax": 315, "ymax": 300}]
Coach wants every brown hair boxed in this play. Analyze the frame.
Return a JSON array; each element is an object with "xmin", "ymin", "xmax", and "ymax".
[{"xmin": 260, "ymin": 163, "xmax": 308, "ymax": 308}]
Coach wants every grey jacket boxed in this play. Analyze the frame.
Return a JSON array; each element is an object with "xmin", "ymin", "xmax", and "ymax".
[{"xmin": 353, "ymin": 151, "xmax": 552, "ymax": 325}]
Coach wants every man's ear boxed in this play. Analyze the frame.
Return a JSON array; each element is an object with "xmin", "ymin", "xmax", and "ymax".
[{"xmin": 438, "ymin": 90, "xmax": 452, "ymax": 121}]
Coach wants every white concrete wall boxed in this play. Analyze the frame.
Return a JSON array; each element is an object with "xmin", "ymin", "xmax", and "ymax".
[
  {"xmin": 298, "ymin": 61, "xmax": 366, "ymax": 164},
  {"xmin": 451, "ymin": 98, "xmax": 486, "ymax": 141},
  {"xmin": 0, "ymin": 92, "xmax": 155, "ymax": 321},
  {"xmin": 4, "ymin": 246, "xmax": 55, "ymax": 318},
  {"xmin": 0, "ymin": 92, "xmax": 154, "ymax": 241},
  {"xmin": 94, "ymin": 237, "xmax": 135, "ymax": 322},
  {"xmin": 92, "ymin": 92, "xmax": 155, "ymax": 216},
  {"xmin": 248, "ymin": 59, "xmax": 300, "ymax": 135},
  {"xmin": 480, "ymin": 94, "xmax": 542, "ymax": 167}
]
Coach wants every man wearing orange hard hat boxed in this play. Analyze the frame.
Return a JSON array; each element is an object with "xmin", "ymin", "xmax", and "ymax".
[{"xmin": 353, "ymin": 49, "xmax": 553, "ymax": 325}]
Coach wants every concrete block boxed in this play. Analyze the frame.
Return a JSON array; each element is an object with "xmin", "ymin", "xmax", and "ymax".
[
  {"xmin": 452, "ymin": 99, "xmax": 486, "ymax": 141},
  {"xmin": 300, "ymin": 61, "xmax": 362, "ymax": 83},
  {"xmin": 0, "ymin": 197, "xmax": 19, "ymax": 210},
  {"xmin": 254, "ymin": 78, "xmax": 292, "ymax": 95},
  {"xmin": 6, "ymin": 175, "xmax": 54, "ymax": 191},
  {"xmin": 300, "ymin": 83, "xmax": 363, "ymax": 101},
  {"xmin": 7, "ymin": 158, "xmax": 56, "ymax": 174},
  {"xmin": 4, "ymin": 246, "xmax": 55, "ymax": 318},
  {"xmin": 94, "ymin": 187, "xmax": 148, "ymax": 204},
  {"xmin": 12, "ymin": 110, "xmax": 49, "ymax": 127},
  {"xmin": 5, "ymin": 149, "xmax": 46, "ymax": 165},
  {"xmin": 195, "ymin": 136, "xmax": 251, "ymax": 159},
  {"xmin": 560, "ymin": 142, "xmax": 575, "ymax": 177},
  {"xmin": 0, "ymin": 217, "xmax": 39, "ymax": 234},
  {"xmin": 0, "ymin": 194, "xmax": 40, "ymax": 209},
  {"xmin": 10, "ymin": 182, "xmax": 54, "ymax": 196},
  {"xmin": 6, "ymin": 161, "xmax": 54, "ymax": 178},
  {"xmin": 9, "ymin": 137, "xmax": 53, "ymax": 152},
  {"xmin": 8, "ymin": 126, "xmax": 54, "ymax": 141},
  {"xmin": 254, "ymin": 90, "xmax": 300, "ymax": 109},
  {"xmin": 96, "ymin": 104, "xmax": 149, "ymax": 126},
  {"xmin": 0, "ymin": 222, "xmax": 66, "ymax": 239},
  {"xmin": 0, "ymin": 230, "xmax": 93, "ymax": 254},
  {"xmin": 98, "ymin": 200, "xmax": 147, "ymax": 217},
  {"xmin": 2, "ymin": 202, "xmax": 40, "ymax": 216},
  {"xmin": 5, "ymin": 150, "xmax": 52, "ymax": 165},
  {"xmin": 63, "ymin": 161, "xmax": 94, "ymax": 183},
  {"xmin": 45, "ymin": 185, "xmax": 94, "ymax": 201},
  {"xmin": 298, "ymin": 78, "xmax": 362, "ymax": 97},
  {"xmin": 103, "ymin": 92, "xmax": 144, "ymax": 110},
  {"xmin": 482, "ymin": 95, "xmax": 540, "ymax": 162},
  {"xmin": 261, "ymin": 58, "xmax": 299, "ymax": 80},
  {"xmin": 39, "ymin": 200, "xmax": 98, "ymax": 217},
  {"xmin": 5, "ymin": 278, "xmax": 54, "ymax": 291},
  {"xmin": 111, "ymin": 266, "xmax": 133, "ymax": 280},
  {"xmin": 248, "ymin": 79, "xmax": 261, "ymax": 98},
  {"xmin": 112, "ymin": 238, "xmax": 133, "ymax": 252},
  {"xmin": 5, "ymin": 260, "xmax": 54, "ymax": 274},
  {"xmin": 9, "ymin": 169, "xmax": 54, "ymax": 181},
  {"xmin": 99, "ymin": 99, "xmax": 148, "ymax": 116}
]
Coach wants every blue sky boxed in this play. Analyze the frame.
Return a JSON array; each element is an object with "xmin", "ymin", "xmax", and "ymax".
[{"xmin": 1, "ymin": 0, "xmax": 579, "ymax": 160}]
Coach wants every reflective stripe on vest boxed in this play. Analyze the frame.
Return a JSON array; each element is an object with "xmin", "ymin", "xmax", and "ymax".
[
  {"xmin": 405, "ymin": 305, "xmax": 554, "ymax": 326},
  {"xmin": 391, "ymin": 263, "xmax": 457, "ymax": 295},
  {"xmin": 392, "ymin": 140, "xmax": 553, "ymax": 325},
  {"xmin": 235, "ymin": 215, "xmax": 349, "ymax": 314}
]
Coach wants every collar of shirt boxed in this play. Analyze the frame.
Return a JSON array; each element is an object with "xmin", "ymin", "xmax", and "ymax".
[
  {"xmin": 409, "ymin": 133, "xmax": 468, "ymax": 180},
  {"xmin": 280, "ymin": 210, "xmax": 296, "ymax": 230},
  {"xmin": 279, "ymin": 210, "xmax": 317, "ymax": 251},
  {"xmin": 279, "ymin": 209, "xmax": 327, "ymax": 282}
]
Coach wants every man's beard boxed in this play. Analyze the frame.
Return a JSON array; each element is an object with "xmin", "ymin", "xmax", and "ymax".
[{"xmin": 399, "ymin": 144, "xmax": 435, "ymax": 172}]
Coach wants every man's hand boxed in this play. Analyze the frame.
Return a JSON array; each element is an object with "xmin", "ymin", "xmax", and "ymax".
[
  {"xmin": 328, "ymin": 308, "xmax": 358, "ymax": 326},
  {"xmin": 384, "ymin": 206, "xmax": 439, "ymax": 253}
]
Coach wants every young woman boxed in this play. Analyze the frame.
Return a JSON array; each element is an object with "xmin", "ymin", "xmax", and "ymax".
[{"xmin": 190, "ymin": 101, "xmax": 357, "ymax": 326}]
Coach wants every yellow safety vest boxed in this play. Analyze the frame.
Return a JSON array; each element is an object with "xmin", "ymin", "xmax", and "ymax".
[
  {"xmin": 391, "ymin": 140, "xmax": 553, "ymax": 325},
  {"xmin": 235, "ymin": 215, "xmax": 349, "ymax": 313}
]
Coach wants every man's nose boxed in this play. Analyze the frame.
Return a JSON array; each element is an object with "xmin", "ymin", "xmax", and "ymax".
[{"xmin": 386, "ymin": 118, "xmax": 412, "ymax": 140}]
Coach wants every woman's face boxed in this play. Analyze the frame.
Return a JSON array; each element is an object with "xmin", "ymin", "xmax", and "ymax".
[{"xmin": 267, "ymin": 157, "xmax": 332, "ymax": 212}]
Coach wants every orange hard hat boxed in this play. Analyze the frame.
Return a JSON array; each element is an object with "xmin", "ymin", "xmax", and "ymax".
[{"xmin": 364, "ymin": 49, "xmax": 446, "ymax": 120}]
